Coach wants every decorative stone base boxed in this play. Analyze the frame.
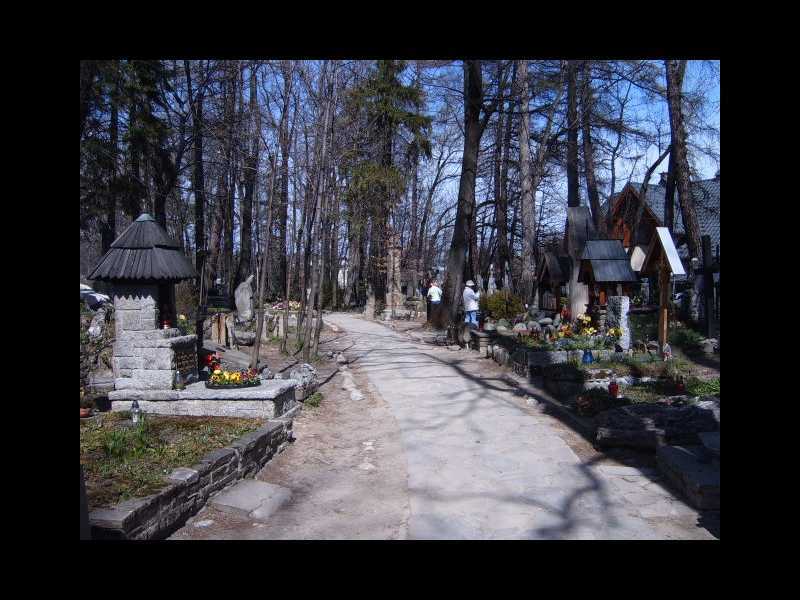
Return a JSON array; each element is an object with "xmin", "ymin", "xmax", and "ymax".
[
  {"xmin": 109, "ymin": 380, "xmax": 299, "ymax": 418},
  {"xmin": 469, "ymin": 330, "xmax": 496, "ymax": 357}
]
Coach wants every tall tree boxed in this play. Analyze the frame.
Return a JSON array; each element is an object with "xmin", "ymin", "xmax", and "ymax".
[
  {"xmin": 235, "ymin": 62, "xmax": 260, "ymax": 289},
  {"xmin": 580, "ymin": 61, "xmax": 604, "ymax": 233},
  {"xmin": 665, "ymin": 59, "xmax": 701, "ymax": 260},
  {"xmin": 437, "ymin": 60, "xmax": 502, "ymax": 326},
  {"xmin": 517, "ymin": 60, "xmax": 536, "ymax": 303},
  {"xmin": 495, "ymin": 62, "xmax": 515, "ymax": 290},
  {"xmin": 566, "ymin": 60, "xmax": 580, "ymax": 208}
]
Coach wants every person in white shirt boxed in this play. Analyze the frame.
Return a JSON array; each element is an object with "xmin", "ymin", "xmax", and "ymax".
[
  {"xmin": 462, "ymin": 280, "xmax": 481, "ymax": 327},
  {"xmin": 427, "ymin": 280, "xmax": 442, "ymax": 304},
  {"xmin": 426, "ymin": 280, "xmax": 443, "ymax": 322}
]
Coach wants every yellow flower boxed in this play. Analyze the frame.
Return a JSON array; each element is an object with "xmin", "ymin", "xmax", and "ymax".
[{"xmin": 214, "ymin": 369, "xmax": 222, "ymax": 375}]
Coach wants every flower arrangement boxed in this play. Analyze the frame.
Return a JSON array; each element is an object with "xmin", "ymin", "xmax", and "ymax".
[
  {"xmin": 555, "ymin": 323, "xmax": 573, "ymax": 339},
  {"xmin": 207, "ymin": 367, "xmax": 261, "ymax": 388},
  {"xmin": 271, "ymin": 300, "xmax": 302, "ymax": 311},
  {"xmin": 205, "ymin": 353, "xmax": 221, "ymax": 371}
]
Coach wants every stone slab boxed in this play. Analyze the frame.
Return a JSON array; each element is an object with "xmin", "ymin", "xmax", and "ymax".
[
  {"xmin": 110, "ymin": 399, "xmax": 282, "ymax": 418},
  {"xmin": 209, "ymin": 479, "xmax": 292, "ymax": 520},
  {"xmin": 698, "ymin": 432, "xmax": 720, "ymax": 458},
  {"xmin": 657, "ymin": 445, "xmax": 720, "ymax": 510},
  {"xmin": 110, "ymin": 379, "xmax": 297, "ymax": 401}
]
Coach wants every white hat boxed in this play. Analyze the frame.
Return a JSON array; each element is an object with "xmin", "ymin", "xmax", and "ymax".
[{"xmin": 465, "ymin": 280, "xmax": 475, "ymax": 286}]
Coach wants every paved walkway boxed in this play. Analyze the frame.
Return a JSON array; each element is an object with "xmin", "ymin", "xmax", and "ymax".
[{"xmin": 323, "ymin": 314, "xmax": 715, "ymax": 540}]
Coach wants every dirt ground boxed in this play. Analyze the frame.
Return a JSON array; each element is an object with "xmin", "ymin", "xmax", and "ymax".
[{"xmin": 171, "ymin": 325, "xmax": 411, "ymax": 540}]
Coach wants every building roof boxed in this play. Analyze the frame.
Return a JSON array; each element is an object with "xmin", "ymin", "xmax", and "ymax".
[
  {"xmin": 641, "ymin": 227, "xmax": 686, "ymax": 276},
  {"xmin": 87, "ymin": 214, "xmax": 197, "ymax": 282},
  {"xmin": 579, "ymin": 239, "xmax": 638, "ymax": 283},
  {"xmin": 580, "ymin": 239, "xmax": 629, "ymax": 261},
  {"xmin": 602, "ymin": 177, "xmax": 720, "ymax": 258},
  {"xmin": 539, "ymin": 252, "xmax": 571, "ymax": 284},
  {"xmin": 565, "ymin": 206, "xmax": 597, "ymax": 258},
  {"xmin": 583, "ymin": 260, "xmax": 639, "ymax": 283}
]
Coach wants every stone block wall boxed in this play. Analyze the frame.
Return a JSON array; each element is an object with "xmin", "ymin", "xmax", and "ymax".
[
  {"xmin": 89, "ymin": 417, "xmax": 293, "ymax": 540},
  {"xmin": 112, "ymin": 285, "xmax": 197, "ymax": 390}
]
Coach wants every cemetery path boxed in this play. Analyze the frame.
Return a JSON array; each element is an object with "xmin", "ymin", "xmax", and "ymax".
[
  {"xmin": 319, "ymin": 314, "xmax": 715, "ymax": 540},
  {"xmin": 172, "ymin": 313, "xmax": 716, "ymax": 540}
]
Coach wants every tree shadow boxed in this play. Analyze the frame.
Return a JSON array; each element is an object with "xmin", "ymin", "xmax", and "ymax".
[{"xmin": 327, "ymin": 313, "xmax": 718, "ymax": 539}]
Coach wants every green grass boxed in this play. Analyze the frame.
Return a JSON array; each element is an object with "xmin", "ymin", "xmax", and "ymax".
[
  {"xmin": 686, "ymin": 377, "xmax": 720, "ymax": 396},
  {"xmin": 80, "ymin": 412, "xmax": 263, "ymax": 510},
  {"xmin": 585, "ymin": 355, "xmax": 694, "ymax": 379},
  {"xmin": 622, "ymin": 380, "xmax": 682, "ymax": 403},
  {"xmin": 305, "ymin": 392, "xmax": 323, "ymax": 408},
  {"xmin": 669, "ymin": 327, "xmax": 705, "ymax": 352}
]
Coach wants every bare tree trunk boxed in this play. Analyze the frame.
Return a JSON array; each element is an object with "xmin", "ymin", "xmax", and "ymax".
[
  {"xmin": 224, "ymin": 61, "xmax": 239, "ymax": 302},
  {"xmin": 496, "ymin": 61, "xmax": 515, "ymax": 291},
  {"xmin": 302, "ymin": 61, "xmax": 332, "ymax": 360},
  {"xmin": 185, "ymin": 60, "xmax": 207, "ymax": 362},
  {"xmin": 665, "ymin": 59, "xmax": 698, "ymax": 256},
  {"xmin": 663, "ymin": 151, "xmax": 677, "ymax": 233},
  {"xmin": 566, "ymin": 60, "xmax": 580, "ymax": 208},
  {"xmin": 438, "ymin": 61, "xmax": 483, "ymax": 327},
  {"xmin": 80, "ymin": 61, "xmax": 98, "ymax": 140},
  {"xmin": 278, "ymin": 61, "xmax": 294, "ymax": 297},
  {"xmin": 102, "ymin": 61, "xmax": 119, "ymax": 253},
  {"xmin": 580, "ymin": 61, "xmax": 604, "ymax": 234},
  {"xmin": 250, "ymin": 155, "xmax": 278, "ymax": 369},
  {"xmin": 517, "ymin": 60, "xmax": 536, "ymax": 303},
  {"xmin": 235, "ymin": 62, "xmax": 259, "ymax": 288},
  {"xmin": 632, "ymin": 145, "xmax": 671, "ymax": 249}
]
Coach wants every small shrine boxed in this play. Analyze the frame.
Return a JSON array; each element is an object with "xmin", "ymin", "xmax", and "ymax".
[
  {"xmin": 88, "ymin": 214, "xmax": 199, "ymax": 391},
  {"xmin": 88, "ymin": 213, "xmax": 299, "ymax": 418},
  {"xmin": 578, "ymin": 239, "xmax": 638, "ymax": 327}
]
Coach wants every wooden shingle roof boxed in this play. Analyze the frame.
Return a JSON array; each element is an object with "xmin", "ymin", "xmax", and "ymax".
[
  {"xmin": 87, "ymin": 214, "xmax": 197, "ymax": 282},
  {"xmin": 579, "ymin": 239, "xmax": 638, "ymax": 283}
]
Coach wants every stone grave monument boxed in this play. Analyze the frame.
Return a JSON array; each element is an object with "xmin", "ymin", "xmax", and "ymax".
[
  {"xmin": 87, "ymin": 213, "xmax": 299, "ymax": 418},
  {"xmin": 606, "ymin": 295, "xmax": 631, "ymax": 351}
]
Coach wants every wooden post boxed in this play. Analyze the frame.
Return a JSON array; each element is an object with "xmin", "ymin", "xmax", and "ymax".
[
  {"xmin": 702, "ymin": 235, "xmax": 715, "ymax": 338},
  {"xmin": 658, "ymin": 254, "xmax": 670, "ymax": 353}
]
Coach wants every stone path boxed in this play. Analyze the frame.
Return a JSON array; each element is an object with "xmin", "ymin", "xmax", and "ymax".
[
  {"xmin": 172, "ymin": 313, "xmax": 716, "ymax": 540},
  {"xmin": 322, "ymin": 314, "xmax": 715, "ymax": 540}
]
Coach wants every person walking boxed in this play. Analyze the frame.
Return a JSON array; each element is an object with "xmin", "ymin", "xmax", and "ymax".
[
  {"xmin": 426, "ymin": 279, "xmax": 442, "ymax": 322},
  {"xmin": 463, "ymin": 280, "xmax": 481, "ymax": 328}
]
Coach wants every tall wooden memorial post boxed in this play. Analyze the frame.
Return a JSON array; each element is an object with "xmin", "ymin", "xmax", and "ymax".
[{"xmin": 641, "ymin": 227, "xmax": 686, "ymax": 356}]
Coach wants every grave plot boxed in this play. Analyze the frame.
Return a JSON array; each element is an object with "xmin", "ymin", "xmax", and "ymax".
[{"xmin": 87, "ymin": 213, "xmax": 301, "ymax": 419}]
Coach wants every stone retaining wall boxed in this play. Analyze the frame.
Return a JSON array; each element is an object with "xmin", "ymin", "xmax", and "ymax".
[
  {"xmin": 88, "ymin": 416, "xmax": 294, "ymax": 540},
  {"xmin": 485, "ymin": 334, "xmax": 626, "ymax": 380}
]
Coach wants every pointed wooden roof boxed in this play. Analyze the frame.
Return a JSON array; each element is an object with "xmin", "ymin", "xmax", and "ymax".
[{"xmin": 87, "ymin": 214, "xmax": 197, "ymax": 282}]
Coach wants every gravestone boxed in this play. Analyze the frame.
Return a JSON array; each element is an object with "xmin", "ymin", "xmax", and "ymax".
[
  {"xmin": 487, "ymin": 264, "xmax": 497, "ymax": 296},
  {"xmin": 235, "ymin": 275, "xmax": 255, "ymax": 321},
  {"xmin": 606, "ymin": 295, "xmax": 631, "ymax": 351},
  {"xmin": 364, "ymin": 284, "xmax": 376, "ymax": 319}
]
